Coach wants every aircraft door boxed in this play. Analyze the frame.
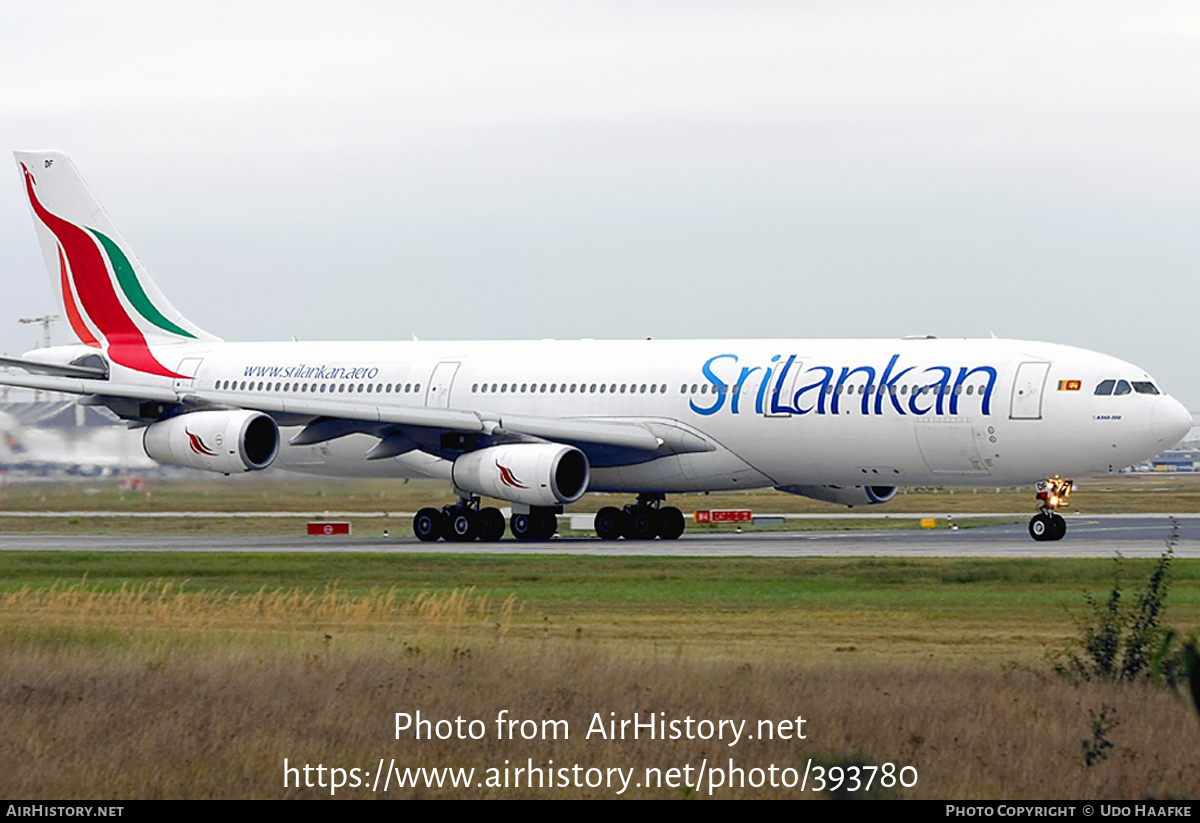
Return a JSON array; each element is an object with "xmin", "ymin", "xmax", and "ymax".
[
  {"xmin": 727, "ymin": 357, "xmax": 805, "ymax": 417},
  {"xmin": 173, "ymin": 357, "xmax": 203, "ymax": 392},
  {"xmin": 426, "ymin": 361, "xmax": 460, "ymax": 409},
  {"xmin": 1009, "ymin": 361, "xmax": 1051, "ymax": 420}
]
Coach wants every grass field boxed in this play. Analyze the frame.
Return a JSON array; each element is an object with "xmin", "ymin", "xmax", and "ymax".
[
  {"xmin": 2, "ymin": 548, "xmax": 1199, "ymax": 798},
  {"xmin": 2, "ymin": 474, "xmax": 1199, "ymax": 799},
  {"xmin": 0, "ymin": 472, "xmax": 1196, "ymax": 537},
  {"xmin": 3, "ymin": 472, "xmax": 1199, "ymax": 514}
]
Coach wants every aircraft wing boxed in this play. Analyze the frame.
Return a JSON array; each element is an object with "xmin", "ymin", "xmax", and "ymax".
[{"xmin": 0, "ymin": 366, "xmax": 707, "ymax": 458}]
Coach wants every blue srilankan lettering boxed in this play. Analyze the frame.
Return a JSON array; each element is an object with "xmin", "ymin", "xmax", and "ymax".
[{"xmin": 689, "ymin": 354, "xmax": 996, "ymax": 417}]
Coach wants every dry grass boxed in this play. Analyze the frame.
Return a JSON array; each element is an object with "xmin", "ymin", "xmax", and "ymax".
[
  {"xmin": 1, "ymin": 578, "xmax": 1198, "ymax": 798},
  {"xmin": 2, "ymin": 580, "xmax": 515, "ymax": 633},
  {"xmin": 2, "ymin": 638, "xmax": 1197, "ymax": 799}
]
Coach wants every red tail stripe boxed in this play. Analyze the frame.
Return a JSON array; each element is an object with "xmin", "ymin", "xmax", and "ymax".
[
  {"xmin": 58, "ymin": 247, "xmax": 100, "ymax": 348},
  {"xmin": 22, "ymin": 164, "xmax": 182, "ymax": 378}
]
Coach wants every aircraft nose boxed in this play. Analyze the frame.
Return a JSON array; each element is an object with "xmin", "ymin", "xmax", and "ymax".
[{"xmin": 1152, "ymin": 396, "xmax": 1193, "ymax": 446}]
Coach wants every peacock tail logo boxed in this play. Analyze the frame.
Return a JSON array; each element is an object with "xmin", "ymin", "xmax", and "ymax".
[
  {"xmin": 185, "ymin": 428, "xmax": 217, "ymax": 457},
  {"xmin": 496, "ymin": 462, "xmax": 528, "ymax": 489},
  {"xmin": 20, "ymin": 163, "xmax": 191, "ymax": 378}
]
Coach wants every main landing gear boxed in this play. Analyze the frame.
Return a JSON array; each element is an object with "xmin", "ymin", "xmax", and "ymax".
[
  {"xmin": 594, "ymin": 493, "xmax": 685, "ymax": 541},
  {"xmin": 1028, "ymin": 477, "xmax": 1072, "ymax": 542},
  {"xmin": 414, "ymin": 496, "xmax": 506, "ymax": 543},
  {"xmin": 413, "ymin": 498, "xmax": 558, "ymax": 542},
  {"xmin": 412, "ymin": 494, "xmax": 687, "ymax": 542}
]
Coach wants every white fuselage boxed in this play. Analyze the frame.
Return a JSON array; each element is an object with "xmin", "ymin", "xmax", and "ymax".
[{"xmin": 95, "ymin": 335, "xmax": 1189, "ymax": 495}]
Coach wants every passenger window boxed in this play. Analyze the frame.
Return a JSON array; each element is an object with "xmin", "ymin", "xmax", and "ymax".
[{"xmin": 1114, "ymin": 380, "xmax": 1132, "ymax": 396}]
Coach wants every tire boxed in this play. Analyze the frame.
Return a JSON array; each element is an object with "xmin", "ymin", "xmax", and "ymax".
[
  {"xmin": 414, "ymin": 507, "xmax": 444, "ymax": 542},
  {"xmin": 625, "ymin": 507, "xmax": 661, "ymax": 540},
  {"xmin": 510, "ymin": 513, "xmax": 536, "ymax": 541},
  {"xmin": 446, "ymin": 509, "xmax": 478, "ymax": 542},
  {"xmin": 1028, "ymin": 513, "xmax": 1051, "ymax": 542},
  {"xmin": 536, "ymin": 511, "xmax": 558, "ymax": 539},
  {"xmin": 658, "ymin": 506, "xmax": 685, "ymax": 540},
  {"xmin": 478, "ymin": 508, "xmax": 505, "ymax": 542},
  {"xmin": 595, "ymin": 506, "xmax": 625, "ymax": 540},
  {"xmin": 1050, "ymin": 513, "xmax": 1067, "ymax": 541}
]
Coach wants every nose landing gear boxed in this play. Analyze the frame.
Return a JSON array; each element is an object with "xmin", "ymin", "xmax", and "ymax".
[{"xmin": 1029, "ymin": 478, "xmax": 1072, "ymax": 541}]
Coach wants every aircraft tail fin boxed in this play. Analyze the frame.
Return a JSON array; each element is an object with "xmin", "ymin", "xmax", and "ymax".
[{"xmin": 14, "ymin": 150, "xmax": 219, "ymax": 376}]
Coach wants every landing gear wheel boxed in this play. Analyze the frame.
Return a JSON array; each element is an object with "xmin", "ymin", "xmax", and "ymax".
[
  {"xmin": 537, "ymin": 512, "xmax": 558, "ymax": 539},
  {"xmin": 658, "ymin": 506, "xmax": 685, "ymax": 540},
  {"xmin": 1050, "ymin": 513, "xmax": 1067, "ymax": 541},
  {"xmin": 1029, "ymin": 513, "xmax": 1052, "ymax": 542},
  {"xmin": 595, "ymin": 506, "xmax": 625, "ymax": 540},
  {"xmin": 414, "ymin": 507, "xmax": 445, "ymax": 542},
  {"xmin": 478, "ymin": 508, "xmax": 505, "ymax": 542},
  {"xmin": 510, "ymin": 513, "xmax": 537, "ymax": 541},
  {"xmin": 446, "ymin": 509, "xmax": 479, "ymax": 542},
  {"xmin": 625, "ymin": 507, "xmax": 662, "ymax": 540}
]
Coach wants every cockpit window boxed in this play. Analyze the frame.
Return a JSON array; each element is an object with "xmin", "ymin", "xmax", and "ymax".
[
  {"xmin": 1095, "ymin": 380, "xmax": 1115, "ymax": 396},
  {"xmin": 1132, "ymin": 381, "xmax": 1160, "ymax": 395},
  {"xmin": 1114, "ymin": 380, "xmax": 1132, "ymax": 396}
]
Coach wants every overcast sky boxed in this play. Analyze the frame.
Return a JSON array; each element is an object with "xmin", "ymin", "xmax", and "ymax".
[{"xmin": 2, "ymin": 1, "xmax": 1198, "ymax": 406}]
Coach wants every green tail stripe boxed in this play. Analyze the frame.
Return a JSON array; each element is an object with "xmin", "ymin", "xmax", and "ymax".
[{"xmin": 89, "ymin": 228, "xmax": 196, "ymax": 339}]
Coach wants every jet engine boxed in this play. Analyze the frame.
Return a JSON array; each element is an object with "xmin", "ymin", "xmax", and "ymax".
[
  {"xmin": 143, "ymin": 410, "xmax": 280, "ymax": 473},
  {"xmin": 452, "ymin": 443, "xmax": 589, "ymax": 507},
  {"xmin": 775, "ymin": 484, "xmax": 898, "ymax": 507}
]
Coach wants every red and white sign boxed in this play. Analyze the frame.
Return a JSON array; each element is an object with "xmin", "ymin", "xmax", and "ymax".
[
  {"xmin": 693, "ymin": 509, "xmax": 753, "ymax": 523},
  {"xmin": 307, "ymin": 521, "xmax": 351, "ymax": 535}
]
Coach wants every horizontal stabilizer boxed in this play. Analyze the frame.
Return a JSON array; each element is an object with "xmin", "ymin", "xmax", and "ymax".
[{"xmin": 0, "ymin": 355, "xmax": 108, "ymax": 379}]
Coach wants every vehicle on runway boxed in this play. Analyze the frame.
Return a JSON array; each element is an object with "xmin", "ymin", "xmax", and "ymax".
[{"xmin": 2, "ymin": 151, "xmax": 1191, "ymax": 542}]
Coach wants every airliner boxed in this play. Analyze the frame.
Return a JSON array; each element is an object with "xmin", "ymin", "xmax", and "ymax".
[{"xmin": 2, "ymin": 150, "xmax": 1191, "ymax": 542}]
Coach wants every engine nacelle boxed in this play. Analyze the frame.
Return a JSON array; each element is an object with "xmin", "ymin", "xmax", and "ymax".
[
  {"xmin": 452, "ymin": 443, "xmax": 590, "ymax": 507},
  {"xmin": 775, "ymin": 484, "xmax": 898, "ymax": 507},
  {"xmin": 143, "ymin": 410, "xmax": 280, "ymax": 473}
]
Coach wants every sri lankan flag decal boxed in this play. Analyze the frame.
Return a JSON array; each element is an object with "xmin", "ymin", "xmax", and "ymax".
[{"xmin": 1058, "ymin": 380, "xmax": 1082, "ymax": 391}]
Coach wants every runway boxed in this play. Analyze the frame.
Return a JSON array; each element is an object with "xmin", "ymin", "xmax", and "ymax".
[{"xmin": 1, "ymin": 514, "xmax": 1196, "ymax": 557}]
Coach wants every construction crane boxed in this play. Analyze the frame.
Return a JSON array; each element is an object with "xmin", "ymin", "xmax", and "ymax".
[
  {"xmin": 17, "ymin": 315, "xmax": 60, "ymax": 401},
  {"xmin": 19, "ymin": 314, "xmax": 60, "ymax": 350}
]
